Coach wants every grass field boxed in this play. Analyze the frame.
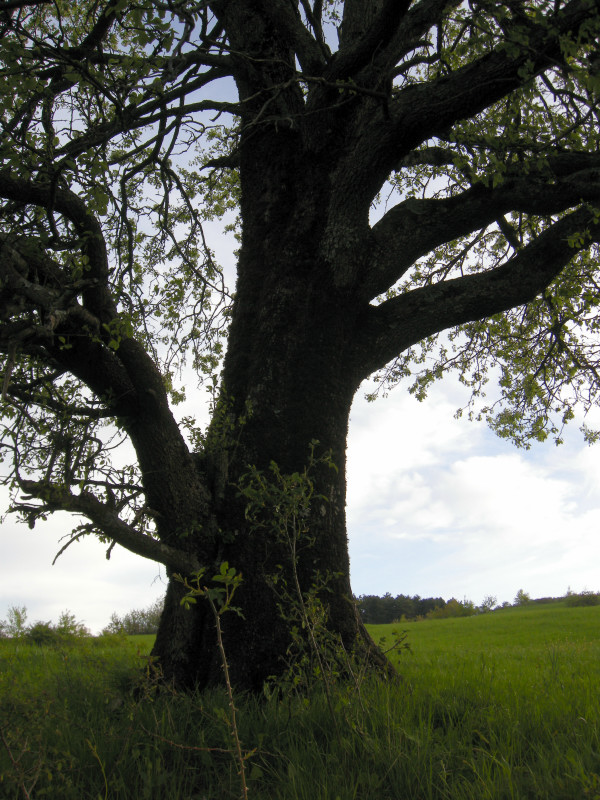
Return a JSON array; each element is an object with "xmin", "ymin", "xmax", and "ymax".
[{"xmin": 1, "ymin": 602, "xmax": 599, "ymax": 799}]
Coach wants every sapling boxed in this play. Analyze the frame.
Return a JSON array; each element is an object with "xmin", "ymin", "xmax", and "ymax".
[{"xmin": 177, "ymin": 563, "xmax": 250, "ymax": 800}]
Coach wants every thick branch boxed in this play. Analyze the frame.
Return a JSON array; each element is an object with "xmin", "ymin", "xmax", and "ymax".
[
  {"xmin": 330, "ymin": 0, "xmax": 412, "ymax": 81},
  {"xmin": 386, "ymin": 0, "xmax": 462, "ymax": 67},
  {"xmin": 0, "ymin": 180, "xmax": 207, "ymax": 525},
  {"xmin": 0, "ymin": 233, "xmax": 142, "ymax": 417},
  {"xmin": 0, "ymin": 0, "xmax": 49, "ymax": 8},
  {"xmin": 364, "ymin": 152, "xmax": 600, "ymax": 298},
  {"xmin": 367, "ymin": 0, "xmax": 600, "ymax": 184},
  {"xmin": 257, "ymin": 0, "xmax": 328, "ymax": 74},
  {"xmin": 0, "ymin": 179, "xmax": 178, "ymax": 411},
  {"xmin": 352, "ymin": 207, "xmax": 600, "ymax": 379},
  {"xmin": 62, "ymin": 0, "xmax": 123, "ymax": 62},
  {"xmin": 340, "ymin": 0, "xmax": 463, "ymax": 82},
  {"xmin": 19, "ymin": 480, "xmax": 202, "ymax": 574},
  {"xmin": 0, "ymin": 172, "xmax": 115, "ymax": 323}
]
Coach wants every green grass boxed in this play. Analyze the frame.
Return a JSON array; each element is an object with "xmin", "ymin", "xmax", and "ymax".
[
  {"xmin": 368, "ymin": 603, "xmax": 600, "ymax": 799},
  {"xmin": 1, "ymin": 602, "xmax": 599, "ymax": 799}
]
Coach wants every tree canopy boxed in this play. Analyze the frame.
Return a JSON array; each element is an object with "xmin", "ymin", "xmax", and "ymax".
[{"xmin": 0, "ymin": 0, "xmax": 600, "ymax": 688}]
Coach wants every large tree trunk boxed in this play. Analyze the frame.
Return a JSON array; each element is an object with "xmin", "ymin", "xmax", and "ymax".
[
  {"xmin": 148, "ymin": 4, "xmax": 399, "ymax": 690},
  {"xmin": 151, "ymin": 114, "xmax": 386, "ymax": 689},
  {"xmin": 151, "ymin": 288, "xmax": 380, "ymax": 690}
]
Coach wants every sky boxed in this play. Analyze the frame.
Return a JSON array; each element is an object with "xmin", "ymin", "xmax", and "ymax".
[
  {"xmin": 2, "ymin": 368, "xmax": 600, "ymax": 633},
  {"xmin": 347, "ymin": 380, "xmax": 600, "ymax": 606}
]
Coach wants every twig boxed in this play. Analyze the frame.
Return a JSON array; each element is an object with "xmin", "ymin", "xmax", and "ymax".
[
  {"xmin": 205, "ymin": 591, "xmax": 249, "ymax": 800},
  {"xmin": 0, "ymin": 725, "xmax": 35, "ymax": 800},
  {"xmin": 139, "ymin": 725, "xmax": 253, "ymax": 757}
]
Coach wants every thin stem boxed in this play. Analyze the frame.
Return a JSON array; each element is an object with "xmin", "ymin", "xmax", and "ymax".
[
  {"xmin": 0, "ymin": 725, "xmax": 34, "ymax": 800},
  {"xmin": 205, "ymin": 592, "xmax": 249, "ymax": 800},
  {"xmin": 289, "ymin": 515, "xmax": 338, "ymax": 734}
]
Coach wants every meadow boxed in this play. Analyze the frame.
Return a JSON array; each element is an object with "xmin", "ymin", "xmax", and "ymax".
[{"xmin": 1, "ymin": 601, "xmax": 599, "ymax": 799}]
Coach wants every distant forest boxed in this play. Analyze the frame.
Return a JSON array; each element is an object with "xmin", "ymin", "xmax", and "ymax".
[
  {"xmin": 356, "ymin": 593, "xmax": 448, "ymax": 624},
  {"xmin": 356, "ymin": 589, "xmax": 600, "ymax": 624}
]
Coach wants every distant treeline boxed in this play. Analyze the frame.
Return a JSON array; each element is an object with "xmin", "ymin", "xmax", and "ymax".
[
  {"xmin": 356, "ymin": 589, "xmax": 600, "ymax": 624},
  {"xmin": 356, "ymin": 593, "xmax": 448, "ymax": 624}
]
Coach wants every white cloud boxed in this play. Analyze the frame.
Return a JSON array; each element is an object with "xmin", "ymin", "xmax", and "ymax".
[
  {"xmin": 346, "ymin": 381, "xmax": 600, "ymax": 605},
  {"xmin": 0, "ymin": 507, "xmax": 165, "ymax": 633}
]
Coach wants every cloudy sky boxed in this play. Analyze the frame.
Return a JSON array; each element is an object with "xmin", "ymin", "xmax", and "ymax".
[
  {"xmin": 347, "ymin": 380, "xmax": 600, "ymax": 606},
  {"xmin": 2, "ymin": 367, "xmax": 600, "ymax": 633}
]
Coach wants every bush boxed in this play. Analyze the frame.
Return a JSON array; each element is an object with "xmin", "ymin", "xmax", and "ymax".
[
  {"xmin": 565, "ymin": 589, "xmax": 600, "ymax": 607},
  {"xmin": 427, "ymin": 598, "xmax": 477, "ymax": 619},
  {"xmin": 25, "ymin": 621, "xmax": 62, "ymax": 646},
  {"xmin": 23, "ymin": 611, "xmax": 91, "ymax": 646},
  {"xmin": 102, "ymin": 597, "xmax": 164, "ymax": 635},
  {"xmin": 0, "ymin": 606, "xmax": 90, "ymax": 645}
]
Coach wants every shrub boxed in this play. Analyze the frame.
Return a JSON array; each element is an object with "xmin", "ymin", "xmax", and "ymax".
[
  {"xmin": 102, "ymin": 597, "xmax": 164, "ymax": 635},
  {"xmin": 0, "ymin": 605, "xmax": 28, "ymax": 638},
  {"xmin": 427, "ymin": 598, "xmax": 477, "ymax": 619},
  {"xmin": 0, "ymin": 606, "xmax": 90, "ymax": 645},
  {"xmin": 25, "ymin": 621, "xmax": 61, "ymax": 646},
  {"xmin": 565, "ymin": 589, "xmax": 600, "ymax": 607}
]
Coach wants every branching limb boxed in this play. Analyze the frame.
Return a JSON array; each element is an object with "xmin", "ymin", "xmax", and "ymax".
[
  {"xmin": 370, "ymin": 0, "xmax": 600, "ymax": 178},
  {"xmin": 363, "ymin": 153, "xmax": 600, "ymax": 299},
  {"xmin": 353, "ymin": 206, "xmax": 600, "ymax": 380},
  {"xmin": 257, "ymin": 0, "xmax": 328, "ymax": 74},
  {"xmin": 18, "ymin": 478, "xmax": 203, "ymax": 573},
  {"xmin": 337, "ymin": 0, "xmax": 412, "ymax": 63}
]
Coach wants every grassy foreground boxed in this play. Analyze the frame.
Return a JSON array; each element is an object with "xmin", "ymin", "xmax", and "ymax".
[{"xmin": 1, "ymin": 602, "xmax": 599, "ymax": 799}]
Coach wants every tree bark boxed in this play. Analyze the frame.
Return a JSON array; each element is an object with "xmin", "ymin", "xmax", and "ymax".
[{"xmin": 150, "ymin": 109, "xmax": 389, "ymax": 689}]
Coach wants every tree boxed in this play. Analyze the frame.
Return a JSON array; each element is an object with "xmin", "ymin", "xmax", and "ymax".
[
  {"xmin": 514, "ymin": 588, "xmax": 531, "ymax": 606},
  {"xmin": 0, "ymin": 1, "xmax": 600, "ymax": 690},
  {"xmin": 480, "ymin": 595, "xmax": 498, "ymax": 613},
  {"xmin": 0, "ymin": 605, "xmax": 28, "ymax": 638}
]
